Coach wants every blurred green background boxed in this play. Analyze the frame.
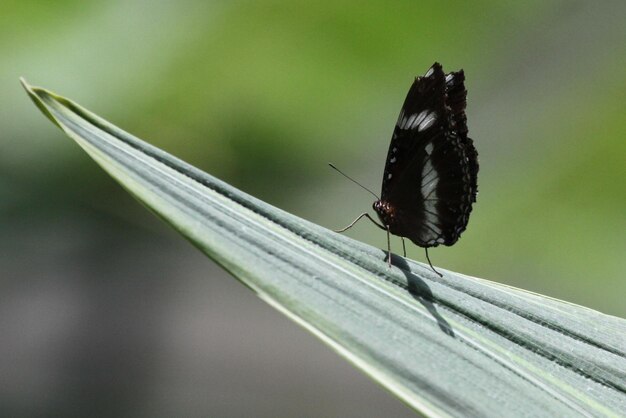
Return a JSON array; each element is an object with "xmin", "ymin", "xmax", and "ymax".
[{"xmin": 1, "ymin": 0, "xmax": 625, "ymax": 416}]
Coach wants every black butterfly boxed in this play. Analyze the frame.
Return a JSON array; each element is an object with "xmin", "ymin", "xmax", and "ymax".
[{"xmin": 334, "ymin": 62, "xmax": 478, "ymax": 276}]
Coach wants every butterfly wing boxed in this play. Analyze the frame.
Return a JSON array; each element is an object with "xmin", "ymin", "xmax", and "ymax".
[{"xmin": 380, "ymin": 63, "xmax": 478, "ymax": 247}]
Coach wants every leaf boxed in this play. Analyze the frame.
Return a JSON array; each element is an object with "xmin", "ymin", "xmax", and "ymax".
[{"xmin": 22, "ymin": 79, "xmax": 626, "ymax": 417}]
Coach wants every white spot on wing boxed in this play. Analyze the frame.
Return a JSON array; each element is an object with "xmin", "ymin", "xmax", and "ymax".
[
  {"xmin": 387, "ymin": 173, "xmax": 393, "ymax": 180},
  {"xmin": 445, "ymin": 73, "xmax": 454, "ymax": 83},
  {"xmin": 425, "ymin": 142, "xmax": 434, "ymax": 155},
  {"xmin": 409, "ymin": 110, "xmax": 428, "ymax": 130},
  {"xmin": 406, "ymin": 113, "xmax": 417, "ymax": 129},
  {"xmin": 425, "ymin": 67, "xmax": 434, "ymax": 77},
  {"xmin": 418, "ymin": 112, "xmax": 437, "ymax": 131},
  {"xmin": 424, "ymin": 212, "xmax": 439, "ymax": 227},
  {"xmin": 390, "ymin": 156, "xmax": 396, "ymax": 163},
  {"xmin": 421, "ymin": 156, "xmax": 438, "ymax": 204},
  {"xmin": 406, "ymin": 110, "xmax": 437, "ymax": 131}
]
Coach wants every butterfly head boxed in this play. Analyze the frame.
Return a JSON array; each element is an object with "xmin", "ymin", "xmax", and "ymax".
[{"xmin": 373, "ymin": 200, "xmax": 395, "ymax": 230}]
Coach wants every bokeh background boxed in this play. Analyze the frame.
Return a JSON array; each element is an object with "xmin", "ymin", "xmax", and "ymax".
[{"xmin": 1, "ymin": 1, "xmax": 625, "ymax": 416}]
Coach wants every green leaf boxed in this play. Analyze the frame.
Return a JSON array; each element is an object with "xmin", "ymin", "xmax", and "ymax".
[{"xmin": 22, "ymin": 79, "xmax": 626, "ymax": 417}]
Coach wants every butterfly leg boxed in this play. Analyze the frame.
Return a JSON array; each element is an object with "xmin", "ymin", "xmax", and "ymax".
[
  {"xmin": 401, "ymin": 238, "xmax": 407, "ymax": 257},
  {"xmin": 386, "ymin": 226, "xmax": 392, "ymax": 268},
  {"xmin": 424, "ymin": 248, "xmax": 443, "ymax": 277},
  {"xmin": 334, "ymin": 213, "xmax": 386, "ymax": 233},
  {"xmin": 334, "ymin": 213, "xmax": 391, "ymax": 267}
]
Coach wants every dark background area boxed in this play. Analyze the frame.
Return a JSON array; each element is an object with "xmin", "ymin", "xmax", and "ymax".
[{"xmin": 1, "ymin": 1, "xmax": 625, "ymax": 416}]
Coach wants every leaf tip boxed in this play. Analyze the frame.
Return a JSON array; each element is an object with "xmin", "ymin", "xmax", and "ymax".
[
  {"xmin": 19, "ymin": 76, "xmax": 30, "ymax": 90},
  {"xmin": 20, "ymin": 77, "xmax": 62, "ymax": 129}
]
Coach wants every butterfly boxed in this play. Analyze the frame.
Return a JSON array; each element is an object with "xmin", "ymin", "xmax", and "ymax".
[{"xmin": 334, "ymin": 62, "xmax": 478, "ymax": 276}]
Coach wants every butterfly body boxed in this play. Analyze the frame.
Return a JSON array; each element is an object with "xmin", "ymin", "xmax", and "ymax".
[{"xmin": 373, "ymin": 62, "xmax": 478, "ymax": 249}]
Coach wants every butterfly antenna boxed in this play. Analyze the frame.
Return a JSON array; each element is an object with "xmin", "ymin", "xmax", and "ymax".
[
  {"xmin": 425, "ymin": 248, "xmax": 443, "ymax": 277},
  {"xmin": 328, "ymin": 163, "xmax": 379, "ymax": 200}
]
